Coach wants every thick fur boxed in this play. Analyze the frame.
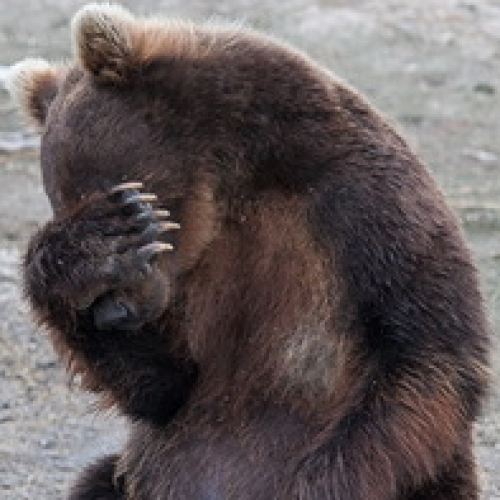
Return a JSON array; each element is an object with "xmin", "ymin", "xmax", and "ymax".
[
  {"xmin": 6, "ymin": 58, "xmax": 60, "ymax": 128},
  {"xmin": 9, "ymin": 4, "xmax": 490, "ymax": 499}
]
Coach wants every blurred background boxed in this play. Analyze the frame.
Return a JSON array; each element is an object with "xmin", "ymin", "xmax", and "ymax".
[{"xmin": 0, "ymin": 1, "xmax": 498, "ymax": 498}]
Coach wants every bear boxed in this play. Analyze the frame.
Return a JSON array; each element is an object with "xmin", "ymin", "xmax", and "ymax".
[{"xmin": 7, "ymin": 3, "xmax": 490, "ymax": 499}]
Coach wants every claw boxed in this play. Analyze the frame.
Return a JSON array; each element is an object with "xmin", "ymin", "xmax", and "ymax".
[
  {"xmin": 156, "ymin": 221, "xmax": 181, "ymax": 231},
  {"xmin": 109, "ymin": 182, "xmax": 144, "ymax": 193},
  {"xmin": 140, "ymin": 221, "xmax": 180, "ymax": 241},
  {"xmin": 136, "ymin": 208, "xmax": 171, "ymax": 220},
  {"xmin": 123, "ymin": 192, "xmax": 158, "ymax": 204},
  {"xmin": 152, "ymin": 209, "xmax": 171, "ymax": 219},
  {"xmin": 137, "ymin": 242, "xmax": 174, "ymax": 262}
]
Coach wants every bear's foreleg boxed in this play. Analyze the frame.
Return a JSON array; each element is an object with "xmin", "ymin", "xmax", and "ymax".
[{"xmin": 24, "ymin": 183, "xmax": 198, "ymax": 424}]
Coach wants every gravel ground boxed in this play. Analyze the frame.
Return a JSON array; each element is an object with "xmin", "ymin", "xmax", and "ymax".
[{"xmin": 0, "ymin": 1, "xmax": 499, "ymax": 498}]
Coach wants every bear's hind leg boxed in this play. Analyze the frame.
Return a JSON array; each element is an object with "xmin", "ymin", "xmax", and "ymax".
[{"xmin": 69, "ymin": 455, "xmax": 125, "ymax": 500}]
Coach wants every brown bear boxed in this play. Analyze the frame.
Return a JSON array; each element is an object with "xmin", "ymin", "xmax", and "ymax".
[{"xmin": 8, "ymin": 3, "xmax": 490, "ymax": 499}]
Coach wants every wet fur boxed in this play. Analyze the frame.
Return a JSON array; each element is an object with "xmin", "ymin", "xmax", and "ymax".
[{"xmin": 10, "ymin": 4, "xmax": 490, "ymax": 499}]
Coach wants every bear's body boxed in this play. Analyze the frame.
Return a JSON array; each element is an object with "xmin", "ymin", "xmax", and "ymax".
[{"xmin": 8, "ymin": 4, "xmax": 490, "ymax": 499}]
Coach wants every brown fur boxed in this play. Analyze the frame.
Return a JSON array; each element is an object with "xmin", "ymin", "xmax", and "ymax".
[{"xmin": 9, "ymin": 4, "xmax": 490, "ymax": 499}]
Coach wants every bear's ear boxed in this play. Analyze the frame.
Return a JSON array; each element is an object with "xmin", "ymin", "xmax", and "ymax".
[
  {"xmin": 71, "ymin": 3, "xmax": 138, "ymax": 84},
  {"xmin": 6, "ymin": 59, "xmax": 60, "ymax": 128}
]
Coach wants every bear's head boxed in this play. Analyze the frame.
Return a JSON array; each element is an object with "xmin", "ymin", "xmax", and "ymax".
[{"xmin": 8, "ymin": 4, "xmax": 214, "ymax": 217}]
